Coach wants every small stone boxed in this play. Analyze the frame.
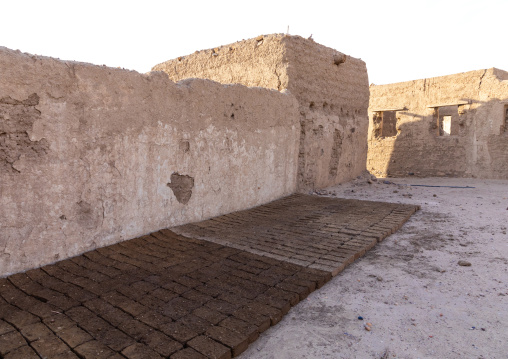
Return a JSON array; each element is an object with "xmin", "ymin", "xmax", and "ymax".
[
  {"xmin": 376, "ymin": 276, "xmax": 383, "ymax": 281},
  {"xmin": 393, "ymin": 190, "xmax": 398, "ymax": 193},
  {"xmin": 458, "ymin": 260, "xmax": 472, "ymax": 267},
  {"xmin": 433, "ymin": 194, "xmax": 437, "ymax": 197}
]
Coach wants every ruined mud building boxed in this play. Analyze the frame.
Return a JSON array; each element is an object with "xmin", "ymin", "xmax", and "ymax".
[
  {"xmin": 1, "ymin": 34, "xmax": 369, "ymax": 276},
  {"xmin": 1, "ymin": 34, "xmax": 507, "ymax": 277},
  {"xmin": 368, "ymin": 68, "xmax": 508, "ymax": 178}
]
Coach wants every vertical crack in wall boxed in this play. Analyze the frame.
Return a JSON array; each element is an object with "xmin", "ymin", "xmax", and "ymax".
[
  {"xmin": 478, "ymin": 69, "xmax": 487, "ymax": 93},
  {"xmin": 167, "ymin": 172, "xmax": 195, "ymax": 204}
]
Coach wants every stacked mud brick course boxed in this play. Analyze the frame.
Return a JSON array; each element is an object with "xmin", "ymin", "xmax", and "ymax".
[{"xmin": 0, "ymin": 195, "xmax": 419, "ymax": 358}]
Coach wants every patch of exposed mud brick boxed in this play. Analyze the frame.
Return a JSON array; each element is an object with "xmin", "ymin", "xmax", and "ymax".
[
  {"xmin": 167, "ymin": 173, "xmax": 195, "ymax": 205},
  {"xmin": 0, "ymin": 195, "xmax": 418, "ymax": 358},
  {"xmin": 0, "ymin": 93, "xmax": 49, "ymax": 173}
]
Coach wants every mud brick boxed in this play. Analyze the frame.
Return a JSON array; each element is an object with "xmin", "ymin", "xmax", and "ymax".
[
  {"xmin": 245, "ymin": 302, "xmax": 282, "ymax": 325},
  {"xmin": 8, "ymin": 274, "xmax": 34, "ymax": 291},
  {"xmin": 140, "ymin": 330, "xmax": 183, "ymax": 357},
  {"xmin": 150, "ymin": 288, "xmax": 179, "ymax": 302},
  {"xmin": 70, "ymin": 256, "xmax": 118, "ymax": 278},
  {"xmin": 56, "ymin": 325, "xmax": 93, "ymax": 348},
  {"xmin": 188, "ymin": 335, "xmax": 231, "ymax": 359},
  {"xmin": 65, "ymin": 306, "xmax": 94, "ymax": 323},
  {"xmin": 3, "ymin": 306, "xmax": 40, "ymax": 328},
  {"xmin": 0, "ymin": 330, "xmax": 27, "ymax": 355},
  {"xmin": 159, "ymin": 321, "xmax": 198, "ymax": 343},
  {"xmin": 136, "ymin": 310, "xmax": 171, "ymax": 329},
  {"xmin": 43, "ymin": 314, "xmax": 76, "ymax": 333},
  {"xmin": 261, "ymin": 266, "xmax": 294, "ymax": 277},
  {"xmin": 83, "ymin": 298, "xmax": 132, "ymax": 327},
  {"xmin": 278, "ymin": 261, "xmax": 305, "ymax": 273},
  {"xmin": 66, "ymin": 307, "xmax": 112, "ymax": 338},
  {"xmin": 19, "ymin": 322, "xmax": 53, "ymax": 341},
  {"xmin": 174, "ymin": 275, "xmax": 203, "ymax": 288},
  {"xmin": 3, "ymin": 345, "xmax": 40, "ymax": 359},
  {"xmin": 250, "ymin": 273, "xmax": 281, "ymax": 287},
  {"xmin": 0, "ymin": 320, "xmax": 14, "ymax": 335},
  {"xmin": 275, "ymin": 281, "xmax": 310, "ymax": 300},
  {"xmin": 228, "ymin": 268, "xmax": 255, "ymax": 281},
  {"xmin": 264, "ymin": 287, "xmax": 300, "ymax": 306},
  {"xmin": 192, "ymin": 307, "xmax": 227, "ymax": 325},
  {"xmin": 41, "ymin": 290, "xmax": 79, "ymax": 311},
  {"xmin": 211, "ymin": 247, "xmax": 241, "ymax": 259},
  {"xmin": 162, "ymin": 297, "xmax": 201, "ymax": 320},
  {"xmin": 284, "ymin": 276, "xmax": 316, "ymax": 293},
  {"xmin": 177, "ymin": 314, "xmax": 213, "ymax": 334},
  {"xmin": 30, "ymin": 335, "xmax": 73, "ymax": 358},
  {"xmin": 50, "ymin": 281, "xmax": 97, "ymax": 302},
  {"xmin": 218, "ymin": 292, "xmax": 253, "ymax": 307},
  {"xmin": 118, "ymin": 319, "xmax": 153, "ymax": 341},
  {"xmin": 75, "ymin": 340, "xmax": 117, "ymax": 359},
  {"xmin": 181, "ymin": 289, "xmax": 213, "ymax": 305},
  {"xmin": 138, "ymin": 293, "xmax": 167, "ymax": 309},
  {"xmin": 122, "ymin": 342, "xmax": 163, "ymax": 359},
  {"xmin": 194, "ymin": 283, "xmax": 222, "ymax": 298},
  {"xmin": 218, "ymin": 317, "xmax": 259, "ymax": 344},
  {"xmin": 254, "ymin": 294, "xmax": 291, "ymax": 315},
  {"xmin": 194, "ymin": 250, "xmax": 224, "ymax": 264},
  {"xmin": 162, "ymin": 281, "xmax": 190, "ymax": 295},
  {"xmin": 205, "ymin": 325, "xmax": 249, "ymax": 357},
  {"xmin": 297, "ymin": 268, "xmax": 331, "ymax": 288},
  {"xmin": 116, "ymin": 284, "xmax": 146, "ymax": 301},
  {"xmin": 170, "ymin": 347, "xmax": 206, "ymax": 359},
  {"xmin": 131, "ymin": 280, "xmax": 157, "ymax": 294},
  {"xmin": 102, "ymin": 291, "xmax": 148, "ymax": 317},
  {"xmin": 232, "ymin": 307, "xmax": 271, "ymax": 333},
  {"xmin": 99, "ymin": 327, "xmax": 135, "ymax": 351},
  {"xmin": 205, "ymin": 299, "xmax": 240, "ymax": 316}
]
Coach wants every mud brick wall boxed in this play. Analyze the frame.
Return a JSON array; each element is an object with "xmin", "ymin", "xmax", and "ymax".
[
  {"xmin": 368, "ymin": 68, "xmax": 508, "ymax": 178},
  {"xmin": 153, "ymin": 34, "xmax": 370, "ymax": 191},
  {"xmin": 0, "ymin": 47, "xmax": 300, "ymax": 276}
]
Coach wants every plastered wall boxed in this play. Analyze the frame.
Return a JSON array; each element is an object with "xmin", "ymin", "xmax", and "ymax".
[
  {"xmin": 368, "ymin": 68, "xmax": 508, "ymax": 178},
  {"xmin": 0, "ymin": 47, "xmax": 300, "ymax": 276},
  {"xmin": 153, "ymin": 34, "xmax": 370, "ymax": 190}
]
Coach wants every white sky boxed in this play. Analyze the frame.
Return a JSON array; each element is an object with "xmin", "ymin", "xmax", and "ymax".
[{"xmin": 1, "ymin": 0, "xmax": 507, "ymax": 85}]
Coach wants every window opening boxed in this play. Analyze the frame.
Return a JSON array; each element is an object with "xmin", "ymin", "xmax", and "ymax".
[
  {"xmin": 437, "ymin": 105, "xmax": 458, "ymax": 136},
  {"xmin": 442, "ymin": 116, "xmax": 452, "ymax": 136}
]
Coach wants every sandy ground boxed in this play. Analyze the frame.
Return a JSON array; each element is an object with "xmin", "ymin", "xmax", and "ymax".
[{"xmin": 239, "ymin": 177, "xmax": 508, "ymax": 359}]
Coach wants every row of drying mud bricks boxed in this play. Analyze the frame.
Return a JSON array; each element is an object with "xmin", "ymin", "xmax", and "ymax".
[
  {"xmin": 0, "ymin": 230, "xmax": 333, "ymax": 359},
  {"xmin": 183, "ymin": 201, "xmax": 420, "ymax": 276}
]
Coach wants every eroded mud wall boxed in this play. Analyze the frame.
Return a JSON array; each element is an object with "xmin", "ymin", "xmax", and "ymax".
[
  {"xmin": 153, "ymin": 34, "xmax": 370, "ymax": 191},
  {"xmin": 0, "ymin": 47, "xmax": 300, "ymax": 276},
  {"xmin": 368, "ymin": 68, "xmax": 508, "ymax": 178}
]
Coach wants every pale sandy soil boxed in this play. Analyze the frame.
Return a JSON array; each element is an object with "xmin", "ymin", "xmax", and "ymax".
[{"xmin": 240, "ymin": 177, "xmax": 508, "ymax": 359}]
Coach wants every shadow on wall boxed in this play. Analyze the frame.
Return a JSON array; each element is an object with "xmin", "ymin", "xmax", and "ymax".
[{"xmin": 368, "ymin": 98, "xmax": 508, "ymax": 179}]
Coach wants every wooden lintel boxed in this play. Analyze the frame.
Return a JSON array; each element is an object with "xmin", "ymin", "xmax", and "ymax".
[
  {"xmin": 427, "ymin": 100, "xmax": 470, "ymax": 108},
  {"xmin": 371, "ymin": 107, "xmax": 407, "ymax": 112}
]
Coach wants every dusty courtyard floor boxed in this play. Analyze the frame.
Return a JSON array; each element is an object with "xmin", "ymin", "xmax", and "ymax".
[{"xmin": 240, "ymin": 177, "xmax": 508, "ymax": 359}]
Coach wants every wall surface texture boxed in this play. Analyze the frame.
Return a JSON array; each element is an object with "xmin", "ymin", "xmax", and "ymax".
[
  {"xmin": 368, "ymin": 68, "xmax": 508, "ymax": 178},
  {"xmin": 153, "ymin": 34, "xmax": 370, "ymax": 190},
  {"xmin": 0, "ymin": 47, "xmax": 300, "ymax": 276}
]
